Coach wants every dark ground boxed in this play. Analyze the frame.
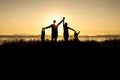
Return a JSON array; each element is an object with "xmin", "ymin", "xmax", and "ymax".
[
  {"xmin": 1, "ymin": 40, "xmax": 120, "ymax": 56},
  {"xmin": 1, "ymin": 40, "xmax": 120, "ymax": 79}
]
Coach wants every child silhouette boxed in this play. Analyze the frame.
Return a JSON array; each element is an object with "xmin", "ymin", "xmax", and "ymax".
[
  {"xmin": 74, "ymin": 31, "xmax": 80, "ymax": 41},
  {"xmin": 41, "ymin": 27, "xmax": 45, "ymax": 42}
]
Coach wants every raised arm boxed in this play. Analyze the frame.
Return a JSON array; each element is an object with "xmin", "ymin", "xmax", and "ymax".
[
  {"xmin": 57, "ymin": 17, "xmax": 65, "ymax": 26},
  {"xmin": 63, "ymin": 17, "xmax": 65, "ymax": 27},
  {"xmin": 78, "ymin": 31, "xmax": 80, "ymax": 34},
  {"xmin": 43, "ymin": 25, "xmax": 51, "ymax": 29}
]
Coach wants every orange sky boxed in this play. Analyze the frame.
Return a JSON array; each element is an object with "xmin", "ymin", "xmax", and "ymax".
[{"xmin": 0, "ymin": 0, "xmax": 120, "ymax": 36}]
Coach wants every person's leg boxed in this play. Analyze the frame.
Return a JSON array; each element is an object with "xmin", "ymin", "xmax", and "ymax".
[
  {"xmin": 55, "ymin": 36, "xmax": 57, "ymax": 41},
  {"xmin": 52, "ymin": 36, "xmax": 54, "ymax": 41},
  {"xmin": 64, "ymin": 37, "xmax": 68, "ymax": 41},
  {"xmin": 64, "ymin": 34, "xmax": 68, "ymax": 41},
  {"xmin": 67, "ymin": 36, "xmax": 69, "ymax": 41},
  {"xmin": 54, "ymin": 32, "xmax": 58, "ymax": 41}
]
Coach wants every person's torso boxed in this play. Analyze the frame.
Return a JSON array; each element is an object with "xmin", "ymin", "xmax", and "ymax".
[
  {"xmin": 51, "ymin": 24, "xmax": 58, "ymax": 31},
  {"xmin": 64, "ymin": 26, "xmax": 69, "ymax": 34}
]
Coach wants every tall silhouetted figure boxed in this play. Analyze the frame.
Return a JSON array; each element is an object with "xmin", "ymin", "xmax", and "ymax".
[
  {"xmin": 63, "ymin": 17, "xmax": 76, "ymax": 41},
  {"xmin": 74, "ymin": 31, "xmax": 80, "ymax": 41},
  {"xmin": 41, "ymin": 27, "xmax": 45, "ymax": 42},
  {"xmin": 43, "ymin": 17, "xmax": 65, "ymax": 41}
]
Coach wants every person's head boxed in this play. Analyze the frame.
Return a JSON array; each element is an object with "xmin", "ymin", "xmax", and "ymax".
[
  {"xmin": 53, "ymin": 20, "xmax": 56, "ymax": 24},
  {"xmin": 65, "ymin": 23, "xmax": 68, "ymax": 27}
]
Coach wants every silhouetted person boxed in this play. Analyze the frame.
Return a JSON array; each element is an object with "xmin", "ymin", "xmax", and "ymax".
[
  {"xmin": 41, "ymin": 27, "xmax": 45, "ymax": 42},
  {"xmin": 43, "ymin": 17, "xmax": 65, "ymax": 41},
  {"xmin": 63, "ymin": 18, "xmax": 76, "ymax": 41},
  {"xmin": 74, "ymin": 31, "xmax": 80, "ymax": 41}
]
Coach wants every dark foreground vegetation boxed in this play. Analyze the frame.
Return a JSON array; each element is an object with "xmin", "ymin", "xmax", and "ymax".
[
  {"xmin": 1, "ymin": 40, "xmax": 120, "ymax": 79},
  {"xmin": 1, "ymin": 39, "xmax": 120, "ymax": 56}
]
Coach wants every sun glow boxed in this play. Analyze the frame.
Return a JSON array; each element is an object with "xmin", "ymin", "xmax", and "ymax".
[
  {"xmin": 0, "ymin": 0, "xmax": 120, "ymax": 36},
  {"xmin": 42, "ymin": 13, "xmax": 65, "ymax": 35}
]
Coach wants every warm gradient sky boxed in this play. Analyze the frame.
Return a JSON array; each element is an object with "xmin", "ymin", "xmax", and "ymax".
[{"xmin": 0, "ymin": 0, "xmax": 120, "ymax": 36}]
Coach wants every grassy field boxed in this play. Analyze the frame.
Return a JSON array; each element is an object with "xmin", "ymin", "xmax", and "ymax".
[
  {"xmin": 0, "ymin": 39, "xmax": 120, "ymax": 56},
  {"xmin": 1, "ymin": 40, "xmax": 120, "ymax": 79}
]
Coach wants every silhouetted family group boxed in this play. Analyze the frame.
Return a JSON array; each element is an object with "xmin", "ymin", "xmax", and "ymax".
[{"xmin": 41, "ymin": 17, "xmax": 80, "ymax": 42}]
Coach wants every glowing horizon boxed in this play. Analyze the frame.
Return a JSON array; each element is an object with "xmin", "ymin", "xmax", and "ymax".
[{"xmin": 0, "ymin": 0, "xmax": 120, "ymax": 36}]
